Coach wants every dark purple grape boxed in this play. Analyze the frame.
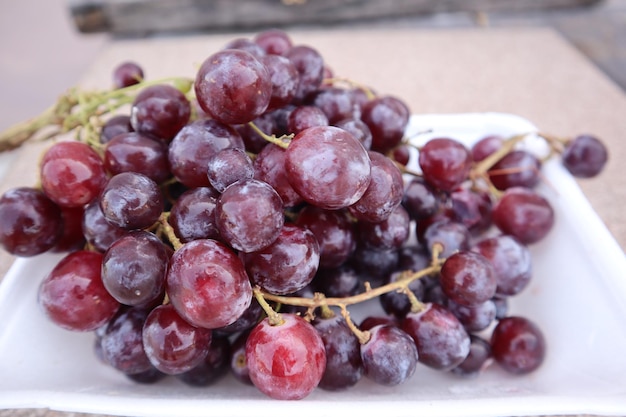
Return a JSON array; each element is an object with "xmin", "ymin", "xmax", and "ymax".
[
  {"xmin": 243, "ymin": 223, "xmax": 320, "ymax": 295},
  {"xmin": 296, "ymin": 206, "xmax": 355, "ymax": 268},
  {"xmin": 402, "ymin": 303, "xmax": 470, "ymax": 370},
  {"xmin": 99, "ymin": 172, "xmax": 164, "ymax": 230},
  {"xmin": 391, "ymin": 144, "xmax": 411, "ymax": 166},
  {"xmin": 419, "ymin": 137, "xmax": 472, "ymax": 192},
  {"xmin": 236, "ymin": 112, "xmax": 274, "ymax": 154},
  {"xmin": 471, "ymin": 135, "xmax": 503, "ymax": 162},
  {"xmin": 561, "ymin": 134, "xmax": 608, "ymax": 178},
  {"xmin": 215, "ymin": 179, "xmax": 284, "ymax": 253},
  {"xmin": 361, "ymin": 96, "xmax": 410, "ymax": 153},
  {"xmin": 448, "ymin": 188, "xmax": 493, "ymax": 233},
  {"xmin": 254, "ymin": 143, "xmax": 304, "ymax": 208},
  {"xmin": 168, "ymin": 187, "xmax": 220, "ymax": 243},
  {"xmin": 101, "ymin": 230, "xmax": 169, "ymax": 306},
  {"xmin": 195, "ymin": 49, "xmax": 271, "ymax": 125},
  {"xmin": 287, "ymin": 45, "xmax": 325, "ymax": 102},
  {"xmin": 491, "ymin": 316, "xmax": 546, "ymax": 374},
  {"xmin": 100, "ymin": 307, "xmax": 152, "ymax": 375},
  {"xmin": 492, "ymin": 187, "xmax": 554, "ymax": 244},
  {"xmin": 492, "ymin": 296, "xmax": 509, "ymax": 319},
  {"xmin": 113, "ymin": 61, "xmax": 144, "ymax": 88},
  {"xmin": 142, "ymin": 304, "xmax": 212, "ymax": 375},
  {"xmin": 223, "ymin": 38, "xmax": 266, "ymax": 59},
  {"xmin": 357, "ymin": 204, "xmax": 410, "ymax": 249},
  {"xmin": 447, "ymin": 299, "xmax": 497, "ymax": 332},
  {"xmin": 254, "ymin": 29, "xmax": 293, "ymax": 56},
  {"xmin": 130, "ymin": 84, "xmax": 191, "ymax": 141},
  {"xmin": 471, "ymin": 235, "xmax": 532, "ymax": 296},
  {"xmin": 488, "ymin": 150, "xmax": 542, "ymax": 190},
  {"xmin": 212, "ymin": 298, "xmax": 263, "ymax": 337},
  {"xmin": 312, "ymin": 314, "xmax": 363, "ymax": 391},
  {"xmin": 349, "ymin": 151, "xmax": 404, "ymax": 223},
  {"xmin": 52, "ymin": 205, "xmax": 86, "ymax": 253},
  {"xmin": 359, "ymin": 315, "xmax": 398, "ymax": 331},
  {"xmin": 440, "ymin": 251, "xmax": 497, "ymax": 306},
  {"xmin": 451, "ymin": 335, "xmax": 492, "ymax": 377},
  {"xmin": 349, "ymin": 245, "xmax": 399, "ymax": 286},
  {"xmin": 82, "ymin": 198, "xmax": 127, "ymax": 253},
  {"xmin": 287, "ymin": 105, "xmax": 329, "ymax": 134},
  {"xmin": 261, "ymin": 54, "xmax": 299, "ymax": 111},
  {"xmin": 125, "ymin": 367, "xmax": 167, "ymax": 384},
  {"xmin": 309, "ymin": 87, "xmax": 356, "ymax": 124},
  {"xmin": 422, "ymin": 219, "xmax": 470, "ymax": 257},
  {"xmin": 206, "ymin": 147, "xmax": 254, "ymax": 193},
  {"xmin": 313, "ymin": 264, "xmax": 361, "ymax": 298},
  {"xmin": 285, "ymin": 125, "xmax": 371, "ymax": 210},
  {"xmin": 379, "ymin": 270, "xmax": 425, "ymax": 319},
  {"xmin": 334, "ymin": 117, "xmax": 372, "ymax": 150},
  {"xmin": 166, "ymin": 239, "xmax": 252, "ymax": 329},
  {"xmin": 402, "ymin": 178, "xmax": 440, "ymax": 220},
  {"xmin": 0, "ymin": 187, "xmax": 62, "ymax": 256},
  {"xmin": 100, "ymin": 115, "xmax": 133, "ymax": 144},
  {"xmin": 104, "ymin": 132, "xmax": 171, "ymax": 184},
  {"xmin": 360, "ymin": 324, "xmax": 418, "ymax": 386},
  {"xmin": 169, "ymin": 118, "xmax": 245, "ymax": 188},
  {"xmin": 177, "ymin": 336, "xmax": 231, "ymax": 386}
]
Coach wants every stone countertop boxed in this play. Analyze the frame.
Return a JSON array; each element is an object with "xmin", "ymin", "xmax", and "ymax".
[{"xmin": 0, "ymin": 27, "xmax": 625, "ymax": 417}]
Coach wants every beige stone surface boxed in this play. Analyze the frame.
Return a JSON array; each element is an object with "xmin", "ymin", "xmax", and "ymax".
[{"xmin": 0, "ymin": 27, "xmax": 624, "ymax": 417}]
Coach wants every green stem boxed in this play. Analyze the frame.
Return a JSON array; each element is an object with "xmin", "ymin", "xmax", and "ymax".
[{"xmin": 247, "ymin": 121, "xmax": 293, "ymax": 149}]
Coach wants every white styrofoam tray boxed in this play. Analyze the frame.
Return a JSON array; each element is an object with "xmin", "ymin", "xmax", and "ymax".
[{"xmin": 0, "ymin": 113, "xmax": 625, "ymax": 417}]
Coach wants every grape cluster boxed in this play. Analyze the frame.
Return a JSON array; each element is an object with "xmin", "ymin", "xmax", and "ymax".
[{"xmin": 0, "ymin": 29, "xmax": 609, "ymax": 400}]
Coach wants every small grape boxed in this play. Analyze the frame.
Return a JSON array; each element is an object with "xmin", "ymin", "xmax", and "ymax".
[
  {"xmin": 561, "ymin": 134, "xmax": 608, "ymax": 178},
  {"xmin": 419, "ymin": 137, "xmax": 472, "ymax": 192},
  {"xmin": 142, "ymin": 304, "xmax": 212, "ymax": 375},
  {"xmin": 491, "ymin": 316, "xmax": 546, "ymax": 374},
  {"xmin": 492, "ymin": 187, "xmax": 554, "ymax": 245},
  {"xmin": 130, "ymin": 84, "xmax": 191, "ymax": 141}
]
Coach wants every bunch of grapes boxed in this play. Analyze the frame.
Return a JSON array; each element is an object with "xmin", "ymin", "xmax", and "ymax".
[{"xmin": 0, "ymin": 29, "xmax": 609, "ymax": 400}]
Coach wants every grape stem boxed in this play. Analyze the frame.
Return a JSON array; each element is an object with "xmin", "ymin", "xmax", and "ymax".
[
  {"xmin": 247, "ymin": 121, "xmax": 293, "ymax": 149},
  {"xmin": 0, "ymin": 77, "xmax": 194, "ymax": 153},
  {"xmin": 258, "ymin": 261, "xmax": 443, "ymax": 312}
]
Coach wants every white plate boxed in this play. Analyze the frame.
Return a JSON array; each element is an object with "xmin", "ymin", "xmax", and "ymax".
[{"xmin": 1, "ymin": 113, "xmax": 626, "ymax": 417}]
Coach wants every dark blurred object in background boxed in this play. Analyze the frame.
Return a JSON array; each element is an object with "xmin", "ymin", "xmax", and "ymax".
[{"xmin": 69, "ymin": 0, "xmax": 602, "ymax": 34}]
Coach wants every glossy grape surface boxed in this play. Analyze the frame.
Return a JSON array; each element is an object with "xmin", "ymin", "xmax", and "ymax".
[
  {"xmin": 130, "ymin": 84, "xmax": 191, "ymax": 141},
  {"xmin": 215, "ymin": 179, "xmax": 284, "ymax": 253},
  {"xmin": 285, "ymin": 125, "xmax": 371, "ymax": 210},
  {"xmin": 418, "ymin": 137, "xmax": 472, "ymax": 192},
  {"xmin": 142, "ymin": 304, "xmax": 212, "ymax": 375},
  {"xmin": 402, "ymin": 303, "xmax": 470, "ymax": 370},
  {"xmin": 0, "ymin": 187, "xmax": 63, "ymax": 256},
  {"xmin": 38, "ymin": 251, "xmax": 120, "ymax": 331},
  {"xmin": 195, "ymin": 49, "xmax": 271, "ymax": 125},
  {"xmin": 40, "ymin": 141, "xmax": 107, "ymax": 208},
  {"xmin": 243, "ymin": 224, "xmax": 320, "ymax": 295},
  {"xmin": 99, "ymin": 172, "xmax": 164, "ymax": 230},
  {"xmin": 166, "ymin": 239, "xmax": 252, "ymax": 329},
  {"xmin": 101, "ymin": 230, "xmax": 169, "ymax": 306},
  {"xmin": 491, "ymin": 316, "xmax": 546, "ymax": 374},
  {"xmin": 245, "ymin": 314, "xmax": 326, "ymax": 400},
  {"xmin": 360, "ymin": 324, "xmax": 418, "ymax": 386},
  {"xmin": 492, "ymin": 187, "xmax": 554, "ymax": 244}
]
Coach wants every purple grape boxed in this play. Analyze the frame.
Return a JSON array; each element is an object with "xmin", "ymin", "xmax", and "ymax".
[
  {"xmin": 0, "ymin": 187, "xmax": 62, "ymax": 256},
  {"xmin": 215, "ymin": 179, "xmax": 284, "ymax": 253},
  {"xmin": 491, "ymin": 316, "xmax": 546, "ymax": 374},
  {"xmin": 561, "ymin": 134, "xmax": 608, "ymax": 178},
  {"xmin": 492, "ymin": 187, "xmax": 554, "ymax": 244},
  {"xmin": 130, "ymin": 84, "xmax": 191, "ymax": 141},
  {"xmin": 402, "ymin": 303, "xmax": 470, "ymax": 370},
  {"xmin": 195, "ymin": 49, "xmax": 271, "ymax": 125},
  {"xmin": 207, "ymin": 147, "xmax": 254, "ymax": 193},
  {"xmin": 360, "ymin": 324, "xmax": 418, "ymax": 386}
]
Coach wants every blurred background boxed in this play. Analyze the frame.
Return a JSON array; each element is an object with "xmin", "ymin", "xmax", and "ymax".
[{"xmin": 0, "ymin": 0, "xmax": 625, "ymax": 134}]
